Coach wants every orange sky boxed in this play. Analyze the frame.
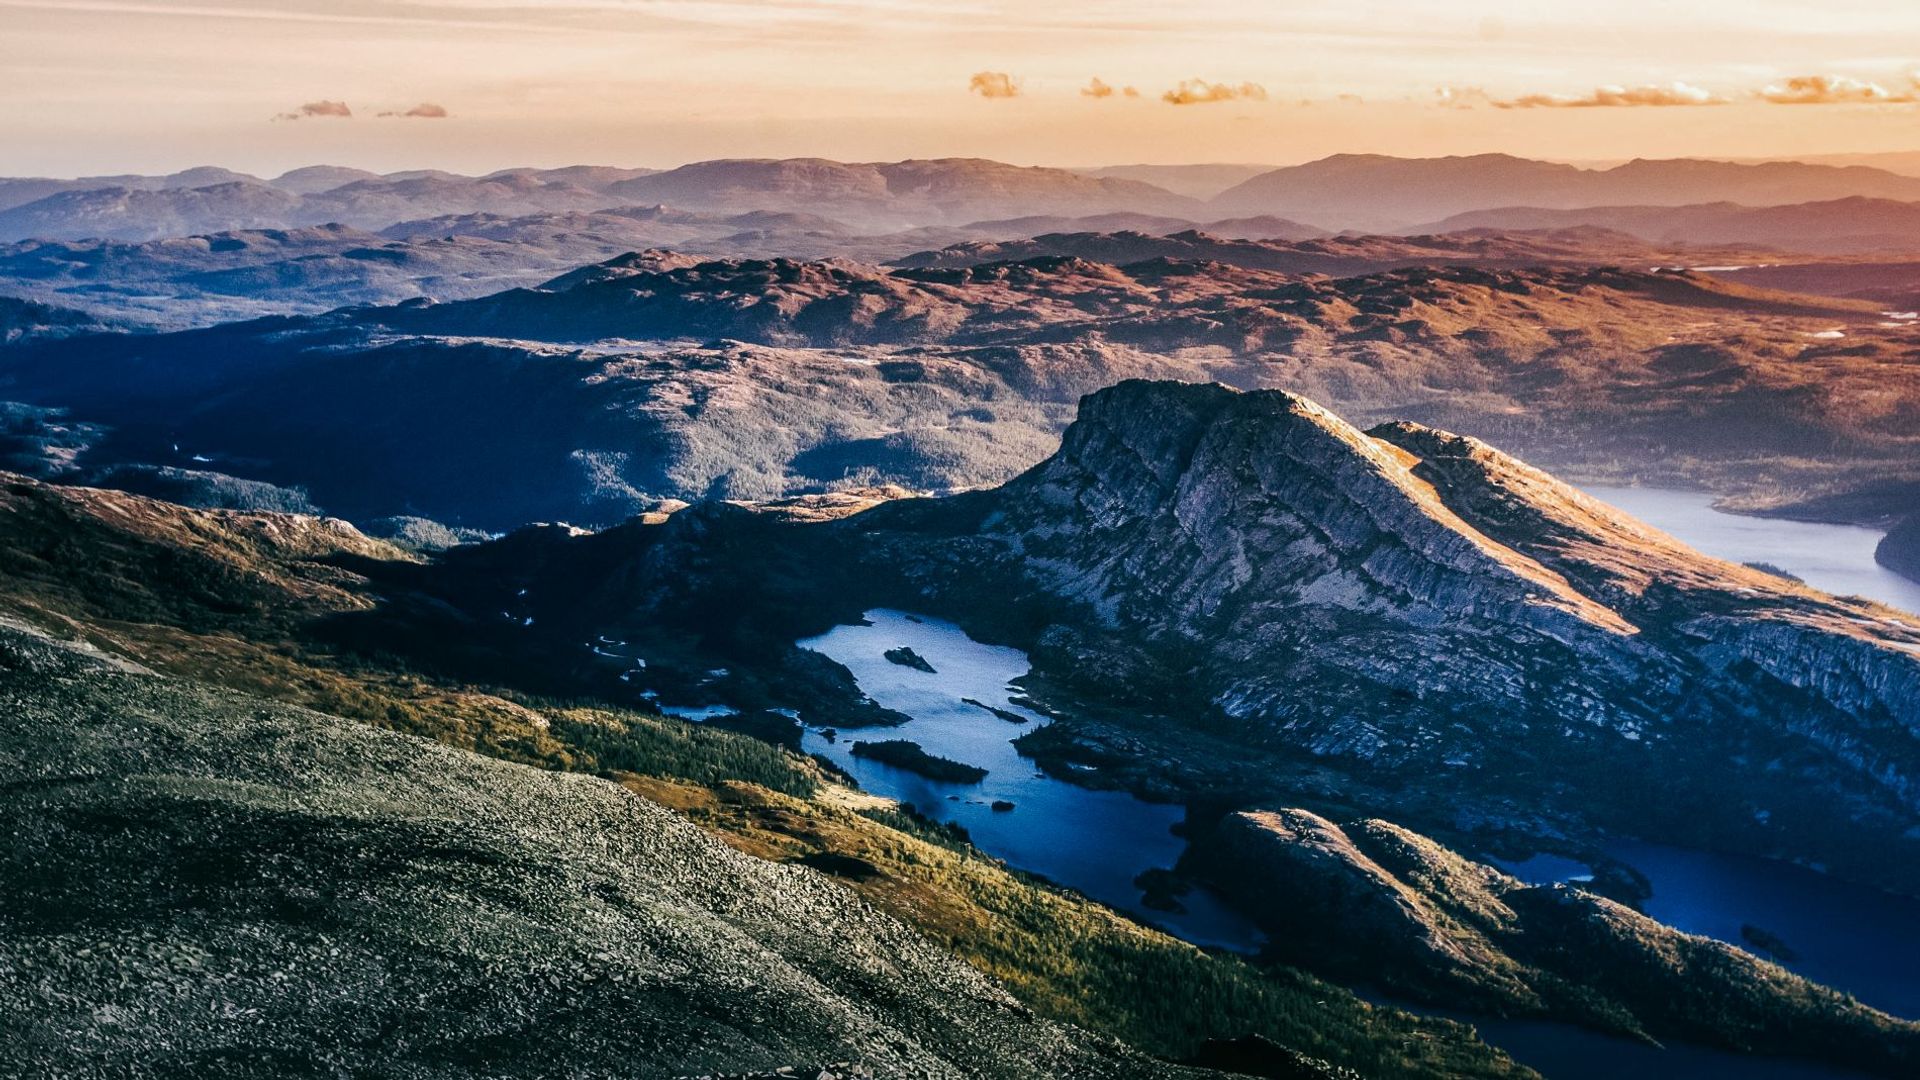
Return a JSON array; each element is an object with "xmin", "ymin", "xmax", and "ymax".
[{"xmin": 5, "ymin": 0, "xmax": 1920, "ymax": 175}]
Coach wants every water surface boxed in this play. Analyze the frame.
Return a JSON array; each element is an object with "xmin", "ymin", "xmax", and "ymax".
[
  {"xmin": 797, "ymin": 609, "xmax": 1264, "ymax": 952},
  {"xmin": 1580, "ymin": 485, "xmax": 1920, "ymax": 614}
]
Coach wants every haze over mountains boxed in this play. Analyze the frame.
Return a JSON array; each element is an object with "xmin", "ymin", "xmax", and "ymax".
[
  {"xmin": 13, "ymin": 152, "xmax": 1920, "ymax": 243},
  {"xmin": 12, "ymin": 152, "xmax": 1920, "ymax": 336}
]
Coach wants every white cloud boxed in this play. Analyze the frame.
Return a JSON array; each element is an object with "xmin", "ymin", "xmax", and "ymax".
[
  {"xmin": 1757, "ymin": 74, "xmax": 1916, "ymax": 105},
  {"xmin": 1493, "ymin": 82, "xmax": 1726, "ymax": 108}
]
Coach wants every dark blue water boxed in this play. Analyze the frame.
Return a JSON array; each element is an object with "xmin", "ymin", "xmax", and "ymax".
[
  {"xmin": 798, "ymin": 609, "xmax": 1264, "ymax": 951},
  {"xmin": 798, "ymin": 609, "xmax": 1916, "ymax": 1080},
  {"xmin": 1580, "ymin": 840, "xmax": 1919, "ymax": 1021}
]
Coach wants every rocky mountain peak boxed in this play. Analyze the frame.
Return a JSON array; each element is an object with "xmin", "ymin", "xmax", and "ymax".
[{"xmin": 993, "ymin": 379, "xmax": 1637, "ymax": 640}]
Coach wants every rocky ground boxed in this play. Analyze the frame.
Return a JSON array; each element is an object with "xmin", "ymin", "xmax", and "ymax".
[{"xmin": 0, "ymin": 620, "xmax": 1222, "ymax": 1080}]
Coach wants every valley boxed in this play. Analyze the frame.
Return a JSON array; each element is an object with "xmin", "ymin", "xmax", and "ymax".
[{"xmin": 4, "ymin": 147, "xmax": 1920, "ymax": 1080}]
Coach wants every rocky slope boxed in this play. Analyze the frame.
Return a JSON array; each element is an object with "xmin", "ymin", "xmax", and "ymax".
[
  {"xmin": 0, "ymin": 471, "xmax": 1545, "ymax": 1080},
  {"xmin": 1194, "ymin": 809, "xmax": 1920, "ymax": 1075},
  {"xmin": 0, "ymin": 620, "xmax": 1222, "ymax": 1080}
]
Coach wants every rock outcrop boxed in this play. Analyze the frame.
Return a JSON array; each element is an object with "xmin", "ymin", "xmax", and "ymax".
[{"xmin": 1196, "ymin": 809, "xmax": 1920, "ymax": 1077}]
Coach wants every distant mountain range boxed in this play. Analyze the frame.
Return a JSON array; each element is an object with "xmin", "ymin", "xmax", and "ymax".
[
  {"xmin": 1210, "ymin": 153, "xmax": 1920, "ymax": 231},
  {"xmin": 15, "ymin": 154, "xmax": 1920, "ymax": 246},
  {"xmin": 0, "ymin": 212, "xmax": 1322, "ymax": 329},
  {"xmin": 891, "ymin": 225, "xmax": 1764, "ymax": 274},
  {"xmin": 1416, "ymin": 196, "xmax": 1920, "ymax": 254},
  {"xmin": 0, "ymin": 158, "xmax": 1202, "ymax": 242},
  {"xmin": 3, "ymin": 251, "xmax": 1907, "ymax": 530}
]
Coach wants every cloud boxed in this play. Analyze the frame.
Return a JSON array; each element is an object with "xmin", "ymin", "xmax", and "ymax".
[
  {"xmin": 1082, "ymin": 77, "xmax": 1139, "ymax": 100},
  {"xmin": 378, "ymin": 103, "xmax": 450, "ymax": 118},
  {"xmin": 1434, "ymin": 86, "xmax": 1489, "ymax": 110},
  {"xmin": 1492, "ymin": 82, "xmax": 1727, "ymax": 108},
  {"xmin": 968, "ymin": 71, "xmax": 1020, "ymax": 99},
  {"xmin": 1757, "ymin": 74, "xmax": 1917, "ymax": 105},
  {"xmin": 272, "ymin": 99, "xmax": 352, "ymax": 121},
  {"xmin": 1162, "ymin": 79, "xmax": 1267, "ymax": 106}
]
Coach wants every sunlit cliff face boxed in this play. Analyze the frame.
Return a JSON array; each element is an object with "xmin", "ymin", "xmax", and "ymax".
[{"xmin": 5, "ymin": 0, "xmax": 1920, "ymax": 174}]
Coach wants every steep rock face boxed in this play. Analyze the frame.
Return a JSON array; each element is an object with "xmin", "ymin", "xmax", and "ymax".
[
  {"xmin": 820, "ymin": 382, "xmax": 1920, "ymax": 887},
  {"xmin": 1370, "ymin": 423, "xmax": 1920, "ymax": 801},
  {"xmin": 0, "ymin": 621, "xmax": 1210, "ymax": 1080},
  {"xmin": 948, "ymin": 381, "xmax": 1658, "ymax": 752},
  {"xmin": 1198, "ymin": 809, "xmax": 1920, "ymax": 1077}
]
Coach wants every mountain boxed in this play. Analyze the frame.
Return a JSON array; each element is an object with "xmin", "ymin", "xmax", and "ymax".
[
  {"xmin": 364, "ymin": 253, "xmax": 1869, "ymax": 349},
  {"xmin": 603, "ymin": 158, "xmax": 1201, "ymax": 230},
  {"xmin": 1213, "ymin": 154, "xmax": 1920, "ymax": 231},
  {"xmin": 5, "ymin": 253, "xmax": 1909, "ymax": 526},
  {"xmin": 1081, "ymin": 164, "xmax": 1284, "ymax": 199},
  {"xmin": 1881, "ymin": 516, "xmax": 1920, "ymax": 583},
  {"xmin": 0, "ymin": 223, "xmax": 645, "ymax": 328},
  {"xmin": 0, "ymin": 167, "xmax": 265, "ymax": 211},
  {"xmin": 17, "ymin": 155, "xmax": 1920, "ymax": 246},
  {"xmin": 891, "ymin": 226, "xmax": 1763, "ymax": 273},
  {"xmin": 0, "ymin": 175, "xmax": 624, "ymax": 242},
  {"xmin": 0, "ymin": 182, "xmax": 307, "ymax": 242},
  {"xmin": 1418, "ymin": 197, "xmax": 1920, "ymax": 255},
  {"xmin": 6, "ymin": 383, "xmax": 1919, "ymax": 1076},
  {"xmin": 268, "ymin": 164, "xmax": 384, "ymax": 193},
  {"xmin": 0, "ymin": 209, "xmax": 1342, "ymax": 329},
  {"xmin": 476, "ymin": 380, "xmax": 1920, "ymax": 896},
  {"xmin": 0, "ymin": 295, "xmax": 124, "ymax": 343}
]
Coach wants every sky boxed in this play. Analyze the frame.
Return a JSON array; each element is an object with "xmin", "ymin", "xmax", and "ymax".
[{"xmin": 5, "ymin": 0, "xmax": 1920, "ymax": 176}]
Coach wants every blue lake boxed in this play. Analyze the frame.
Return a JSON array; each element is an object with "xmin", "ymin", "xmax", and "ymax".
[
  {"xmin": 797, "ymin": 609, "xmax": 1264, "ymax": 952},
  {"xmin": 1580, "ymin": 485, "xmax": 1920, "ymax": 614}
]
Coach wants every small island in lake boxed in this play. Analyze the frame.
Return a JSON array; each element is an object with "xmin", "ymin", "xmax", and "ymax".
[
  {"xmin": 851, "ymin": 739, "xmax": 987, "ymax": 782},
  {"xmin": 883, "ymin": 646, "xmax": 937, "ymax": 673},
  {"xmin": 962, "ymin": 697, "xmax": 1029, "ymax": 724}
]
